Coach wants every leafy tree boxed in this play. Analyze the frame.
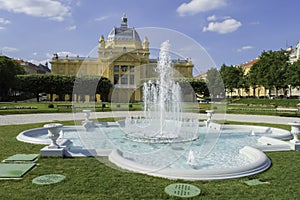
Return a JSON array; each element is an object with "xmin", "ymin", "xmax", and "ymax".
[
  {"xmin": 185, "ymin": 78, "xmax": 209, "ymax": 97},
  {"xmin": 177, "ymin": 78, "xmax": 209, "ymax": 102},
  {"xmin": 41, "ymin": 74, "xmax": 57, "ymax": 101},
  {"xmin": 61, "ymin": 75, "xmax": 76, "ymax": 101},
  {"xmin": 206, "ymin": 68, "xmax": 225, "ymax": 98},
  {"xmin": 42, "ymin": 74, "xmax": 75, "ymax": 101},
  {"xmin": 286, "ymin": 59, "xmax": 300, "ymax": 96},
  {"xmin": 219, "ymin": 64, "xmax": 244, "ymax": 96},
  {"xmin": 17, "ymin": 75, "xmax": 44, "ymax": 102},
  {"xmin": 16, "ymin": 74, "xmax": 111, "ymax": 102},
  {"xmin": 240, "ymin": 73, "xmax": 250, "ymax": 97},
  {"xmin": 249, "ymin": 50, "xmax": 290, "ymax": 97},
  {"xmin": 0, "ymin": 56, "xmax": 25, "ymax": 100},
  {"xmin": 73, "ymin": 76, "xmax": 112, "ymax": 102},
  {"xmin": 96, "ymin": 77, "xmax": 112, "ymax": 102},
  {"xmin": 248, "ymin": 66, "xmax": 260, "ymax": 97}
]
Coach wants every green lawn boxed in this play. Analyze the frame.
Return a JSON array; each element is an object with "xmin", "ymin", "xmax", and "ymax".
[
  {"xmin": 1, "ymin": 98, "xmax": 299, "ymax": 116},
  {"xmin": 0, "ymin": 120, "xmax": 300, "ymax": 199},
  {"xmin": 0, "ymin": 102, "xmax": 143, "ymax": 115},
  {"xmin": 228, "ymin": 98, "xmax": 300, "ymax": 108}
]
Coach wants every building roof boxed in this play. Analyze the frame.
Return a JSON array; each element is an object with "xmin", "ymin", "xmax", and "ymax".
[
  {"xmin": 15, "ymin": 59, "xmax": 50, "ymax": 74},
  {"xmin": 194, "ymin": 71, "xmax": 207, "ymax": 79},
  {"xmin": 240, "ymin": 58, "xmax": 259, "ymax": 68},
  {"xmin": 107, "ymin": 14, "xmax": 141, "ymax": 42}
]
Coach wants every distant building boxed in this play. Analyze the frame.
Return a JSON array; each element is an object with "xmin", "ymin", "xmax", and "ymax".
[
  {"xmin": 227, "ymin": 54, "xmax": 299, "ymax": 98},
  {"xmin": 288, "ymin": 41, "xmax": 300, "ymax": 63},
  {"xmin": 15, "ymin": 59, "xmax": 50, "ymax": 74},
  {"xmin": 194, "ymin": 71, "xmax": 207, "ymax": 80},
  {"xmin": 50, "ymin": 14, "xmax": 194, "ymax": 102},
  {"xmin": 196, "ymin": 41, "xmax": 300, "ymax": 98},
  {"xmin": 287, "ymin": 41, "xmax": 300, "ymax": 96},
  {"xmin": 238, "ymin": 58, "xmax": 268, "ymax": 97}
]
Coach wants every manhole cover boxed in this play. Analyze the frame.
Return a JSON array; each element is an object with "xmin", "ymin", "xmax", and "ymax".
[
  {"xmin": 165, "ymin": 183, "xmax": 201, "ymax": 198},
  {"xmin": 32, "ymin": 174, "xmax": 65, "ymax": 185}
]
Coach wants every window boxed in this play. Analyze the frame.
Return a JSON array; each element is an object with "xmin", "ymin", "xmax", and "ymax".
[
  {"xmin": 114, "ymin": 65, "xmax": 119, "ymax": 72},
  {"xmin": 121, "ymin": 65, "xmax": 128, "ymax": 72},
  {"xmin": 130, "ymin": 65, "xmax": 134, "ymax": 72},
  {"xmin": 130, "ymin": 74, "xmax": 134, "ymax": 85},
  {"xmin": 121, "ymin": 74, "xmax": 128, "ymax": 84},
  {"xmin": 114, "ymin": 75, "xmax": 119, "ymax": 84}
]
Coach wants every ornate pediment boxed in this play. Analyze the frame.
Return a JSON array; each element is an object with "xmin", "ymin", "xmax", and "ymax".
[{"xmin": 116, "ymin": 53, "xmax": 139, "ymax": 62}]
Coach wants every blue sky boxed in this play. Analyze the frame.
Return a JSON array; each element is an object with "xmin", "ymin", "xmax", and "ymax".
[{"xmin": 0, "ymin": 0, "xmax": 299, "ymax": 74}]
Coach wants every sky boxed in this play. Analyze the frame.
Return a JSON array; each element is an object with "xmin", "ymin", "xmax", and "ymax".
[{"xmin": 0, "ymin": 0, "xmax": 299, "ymax": 74}]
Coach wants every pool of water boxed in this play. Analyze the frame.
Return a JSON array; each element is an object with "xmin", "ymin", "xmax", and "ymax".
[{"xmin": 17, "ymin": 124, "xmax": 292, "ymax": 180}]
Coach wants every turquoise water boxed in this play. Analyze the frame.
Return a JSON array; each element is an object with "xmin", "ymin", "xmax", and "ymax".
[{"xmin": 60, "ymin": 126, "xmax": 273, "ymax": 170}]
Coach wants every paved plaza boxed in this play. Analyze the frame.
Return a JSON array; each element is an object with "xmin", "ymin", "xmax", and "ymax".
[{"xmin": 0, "ymin": 111, "xmax": 299, "ymax": 126}]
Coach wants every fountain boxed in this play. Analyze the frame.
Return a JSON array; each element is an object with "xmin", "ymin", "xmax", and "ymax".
[
  {"xmin": 288, "ymin": 122, "xmax": 300, "ymax": 150},
  {"xmin": 15, "ymin": 40, "xmax": 295, "ymax": 180},
  {"xmin": 40, "ymin": 123, "xmax": 66, "ymax": 157},
  {"xmin": 186, "ymin": 150, "xmax": 196, "ymax": 166},
  {"xmin": 124, "ymin": 40, "xmax": 199, "ymax": 143},
  {"xmin": 82, "ymin": 110, "xmax": 96, "ymax": 130},
  {"xmin": 205, "ymin": 110, "xmax": 214, "ymax": 127},
  {"xmin": 44, "ymin": 123, "xmax": 63, "ymax": 149}
]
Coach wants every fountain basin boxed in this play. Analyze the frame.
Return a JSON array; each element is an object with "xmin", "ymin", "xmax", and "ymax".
[
  {"xmin": 109, "ymin": 146, "xmax": 271, "ymax": 180},
  {"xmin": 16, "ymin": 123, "xmax": 292, "ymax": 180}
]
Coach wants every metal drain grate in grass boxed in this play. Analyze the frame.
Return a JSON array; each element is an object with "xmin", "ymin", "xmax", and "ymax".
[
  {"xmin": 244, "ymin": 179, "xmax": 270, "ymax": 186},
  {"xmin": 3, "ymin": 154, "xmax": 39, "ymax": 162},
  {"xmin": 0, "ymin": 163, "xmax": 36, "ymax": 179},
  {"xmin": 165, "ymin": 183, "xmax": 201, "ymax": 198},
  {"xmin": 32, "ymin": 174, "xmax": 65, "ymax": 185}
]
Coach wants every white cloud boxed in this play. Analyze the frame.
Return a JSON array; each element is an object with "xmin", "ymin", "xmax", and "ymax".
[
  {"xmin": 203, "ymin": 18, "xmax": 242, "ymax": 34},
  {"xmin": 0, "ymin": 0, "xmax": 71, "ymax": 21},
  {"xmin": 207, "ymin": 15, "xmax": 231, "ymax": 21},
  {"xmin": 66, "ymin": 25, "xmax": 76, "ymax": 31},
  {"xmin": 0, "ymin": 26, "xmax": 4, "ymax": 30},
  {"xmin": 207, "ymin": 15, "xmax": 217, "ymax": 21},
  {"xmin": 27, "ymin": 58, "xmax": 50, "ymax": 66},
  {"xmin": 0, "ymin": 17, "xmax": 11, "ymax": 24},
  {"xmin": 177, "ymin": 0, "xmax": 226, "ymax": 16},
  {"xmin": 1, "ymin": 46, "xmax": 19, "ymax": 53},
  {"xmin": 95, "ymin": 16, "xmax": 109, "ymax": 22},
  {"xmin": 53, "ymin": 51, "xmax": 79, "ymax": 58},
  {"xmin": 237, "ymin": 45, "xmax": 254, "ymax": 52}
]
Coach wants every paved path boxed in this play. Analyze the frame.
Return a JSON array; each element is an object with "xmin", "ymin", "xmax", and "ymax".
[{"xmin": 0, "ymin": 111, "xmax": 299, "ymax": 126}]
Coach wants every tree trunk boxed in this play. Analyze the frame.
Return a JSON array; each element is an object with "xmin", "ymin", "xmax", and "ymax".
[{"xmin": 36, "ymin": 93, "xmax": 40, "ymax": 102}]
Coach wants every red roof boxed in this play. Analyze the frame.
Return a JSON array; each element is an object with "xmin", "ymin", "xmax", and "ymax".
[{"xmin": 240, "ymin": 58, "xmax": 259, "ymax": 68}]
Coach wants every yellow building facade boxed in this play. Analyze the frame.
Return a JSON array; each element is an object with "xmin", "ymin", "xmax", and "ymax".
[
  {"xmin": 51, "ymin": 15, "xmax": 194, "ymax": 102},
  {"xmin": 238, "ymin": 58, "xmax": 269, "ymax": 97}
]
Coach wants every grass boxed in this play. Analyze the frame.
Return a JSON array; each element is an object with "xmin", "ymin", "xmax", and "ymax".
[
  {"xmin": 228, "ymin": 98, "xmax": 300, "ymax": 108},
  {"xmin": 1, "ymin": 119, "xmax": 300, "ymax": 199},
  {"xmin": 0, "ymin": 102, "xmax": 143, "ymax": 115},
  {"xmin": 1, "ymin": 98, "xmax": 299, "ymax": 116}
]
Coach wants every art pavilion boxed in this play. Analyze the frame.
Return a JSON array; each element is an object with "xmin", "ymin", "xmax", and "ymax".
[{"xmin": 50, "ymin": 14, "xmax": 194, "ymax": 102}]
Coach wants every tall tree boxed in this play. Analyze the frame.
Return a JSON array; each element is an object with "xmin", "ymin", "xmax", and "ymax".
[
  {"xmin": 219, "ymin": 64, "xmax": 244, "ymax": 97},
  {"xmin": 73, "ymin": 76, "xmax": 112, "ymax": 102},
  {"xmin": 249, "ymin": 50, "xmax": 290, "ymax": 97},
  {"xmin": 286, "ymin": 59, "xmax": 300, "ymax": 96},
  {"xmin": 96, "ymin": 77, "xmax": 112, "ymax": 102},
  {"xmin": 206, "ymin": 68, "xmax": 225, "ymax": 98},
  {"xmin": 0, "ymin": 56, "xmax": 25, "ymax": 100},
  {"xmin": 17, "ymin": 74, "xmax": 45, "ymax": 102}
]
